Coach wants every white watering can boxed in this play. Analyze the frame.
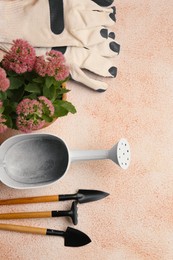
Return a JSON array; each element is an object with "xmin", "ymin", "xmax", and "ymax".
[{"xmin": 0, "ymin": 134, "xmax": 131, "ymax": 189}]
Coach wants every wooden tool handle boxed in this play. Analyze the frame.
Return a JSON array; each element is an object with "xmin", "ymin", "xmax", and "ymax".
[
  {"xmin": 0, "ymin": 195, "xmax": 59, "ymax": 205},
  {"xmin": 0, "ymin": 211, "xmax": 52, "ymax": 219},
  {"xmin": 0, "ymin": 223, "xmax": 46, "ymax": 235}
]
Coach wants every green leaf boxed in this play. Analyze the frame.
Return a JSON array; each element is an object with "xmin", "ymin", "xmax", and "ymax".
[
  {"xmin": 10, "ymin": 102, "xmax": 18, "ymax": 111},
  {"xmin": 45, "ymin": 77, "xmax": 55, "ymax": 88},
  {"xmin": 53, "ymin": 100, "xmax": 77, "ymax": 118},
  {"xmin": 6, "ymin": 90, "xmax": 13, "ymax": 98},
  {"xmin": 55, "ymin": 100, "xmax": 76, "ymax": 114},
  {"xmin": 49, "ymin": 85, "xmax": 56, "ymax": 101},
  {"xmin": 32, "ymin": 77, "xmax": 44, "ymax": 84},
  {"xmin": 42, "ymin": 114, "xmax": 53, "ymax": 122},
  {"xmin": 0, "ymin": 91, "xmax": 7, "ymax": 100},
  {"xmin": 10, "ymin": 87, "xmax": 24, "ymax": 102},
  {"xmin": 3, "ymin": 101, "xmax": 17, "ymax": 114},
  {"xmin": 1, "ymin": 99, "xmax": 9, "ymax": 107},
  {"xmin": 4, "ymin": 115, "xmax": 13, "ymax": 128},
  {"xmin": 56, "ymin": 88, "xmax": 70, "ymax": 95},
  {"xmin": 43, "ymin": 84, "xmax": 49, "ymax": 98},
  {"xmin": 9, "ymin": 77, "xmax": 24, "ymax": 90},
  {"xmin": 62, "ymin": 101, "xmax": 76, "ymax": 114},
  {"xmin": 25, "ymin": 83, "xmax": 41, "ymax": 94},
  {"xmin": 4, "ymin": 105, "xmax": 13, "ymax": 114},
  {"xmin": 6, "ymin": 70, "xmax": 18, "ymax": 77},
  {"xmin": 54, "ymin": 104, "xmax": 69, "ymax": 117},
  {"xmin": 24, "ymin": 93, "xmax": 37, "ymax": 100},
  {"xmin": 43, "ymin": 84, "xmax": 56, "ymax": 101},
  {"xmin": 54, "ymin": 81, "xmax": 62, "ymax": 88},
  {"xmin": 23, "ymin": 71, "xmax": 36, "ymax": 82},
  {"xmin": 0, "ymin": 106, "xmax": 4, "ymax": 113}
]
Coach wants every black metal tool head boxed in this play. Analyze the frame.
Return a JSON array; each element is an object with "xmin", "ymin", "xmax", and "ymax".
[
  {"xmin": 52, "ymin": 201, "xmax": 78, "ymax": 225},
  {"xmin": 64, "ymin": 227, "xmax": 91, "ymax": 247},
  {"xmin": 59, "ymin": 189, "xmax": 109, "ymax": 204},
  {"xmin": 68, "ymin": 201, "xmax": 78, "ymax": 225},
  {"xmin": 77, "ymin": 189, "xmax": 109, "ymax": 204}
]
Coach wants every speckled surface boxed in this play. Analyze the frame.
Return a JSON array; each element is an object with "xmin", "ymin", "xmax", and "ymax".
[{"xmin": 1, "ymin": 0, "xmax": 173, "ymax": 259}]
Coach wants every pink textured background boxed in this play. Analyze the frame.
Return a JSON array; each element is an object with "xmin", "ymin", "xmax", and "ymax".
[{"xmin": 1, "ymin": 0, "xmax": 173, "ymax": 259}]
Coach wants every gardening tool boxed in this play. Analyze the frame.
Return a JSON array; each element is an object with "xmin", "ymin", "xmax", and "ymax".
[
  {"xmin": 0, "ymin": 133, "xmax": 131, "ymax": 189},
  {"xmin": 0, "ymin": 189, "xmax": 109, "ymax": 205},
  {"xmin": 0, "ymin": 223, "xmax": 91, "ymax": 247},
  {"xmin": 0, "ymin": 201, "xmax": 78, "ymax": 225}
]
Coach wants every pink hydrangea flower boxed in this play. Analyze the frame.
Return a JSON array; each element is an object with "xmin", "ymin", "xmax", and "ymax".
[
  {"xmin": 38, "ymin": 96, "xmax": 54, "ymax": 116},
  {"xmin": 2, "ymin": 39, "xmax": 36, "ymax": 74},
  {"xmin": 0, "ymin": 67, "xmax": 10, "ymax": 92},
  {"xmin": 16, "ymin": 96, "xmax": 55, "ymax": 132},
  {"xmin": 16, "ymin": 98, "xmax": 45, "ymax": 132},
  {"xmin": 16, "ymin": 116, "xmax": 45, "ymax": 133},
  {"xmin": 0, "ymin": 101, "xmax": 7, "ymax": 133},
  {"xmin": 16, "ymin": 98, "xmax": 43, "ymax": 117},
  {"xmin": 34, "ymin": 50, "xmax": 69, "ymax": 81}
]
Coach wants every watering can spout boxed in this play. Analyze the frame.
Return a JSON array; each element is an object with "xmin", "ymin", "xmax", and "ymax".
[
  {"xmin": 109, "ymin": 138, "xmax": 131, "ymax": 169},
  {"xmin": 70, "ymin": 138, "xmax": 131, "ymax": 169},
  {"xmin": 70, "ymin": 149, "xmax": 109, "ymax": 162}
]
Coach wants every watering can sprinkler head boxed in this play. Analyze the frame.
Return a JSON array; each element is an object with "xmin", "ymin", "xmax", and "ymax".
[{"xmin": 109, "ymin": 138, "xmax": 131, "ymax": 169}]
